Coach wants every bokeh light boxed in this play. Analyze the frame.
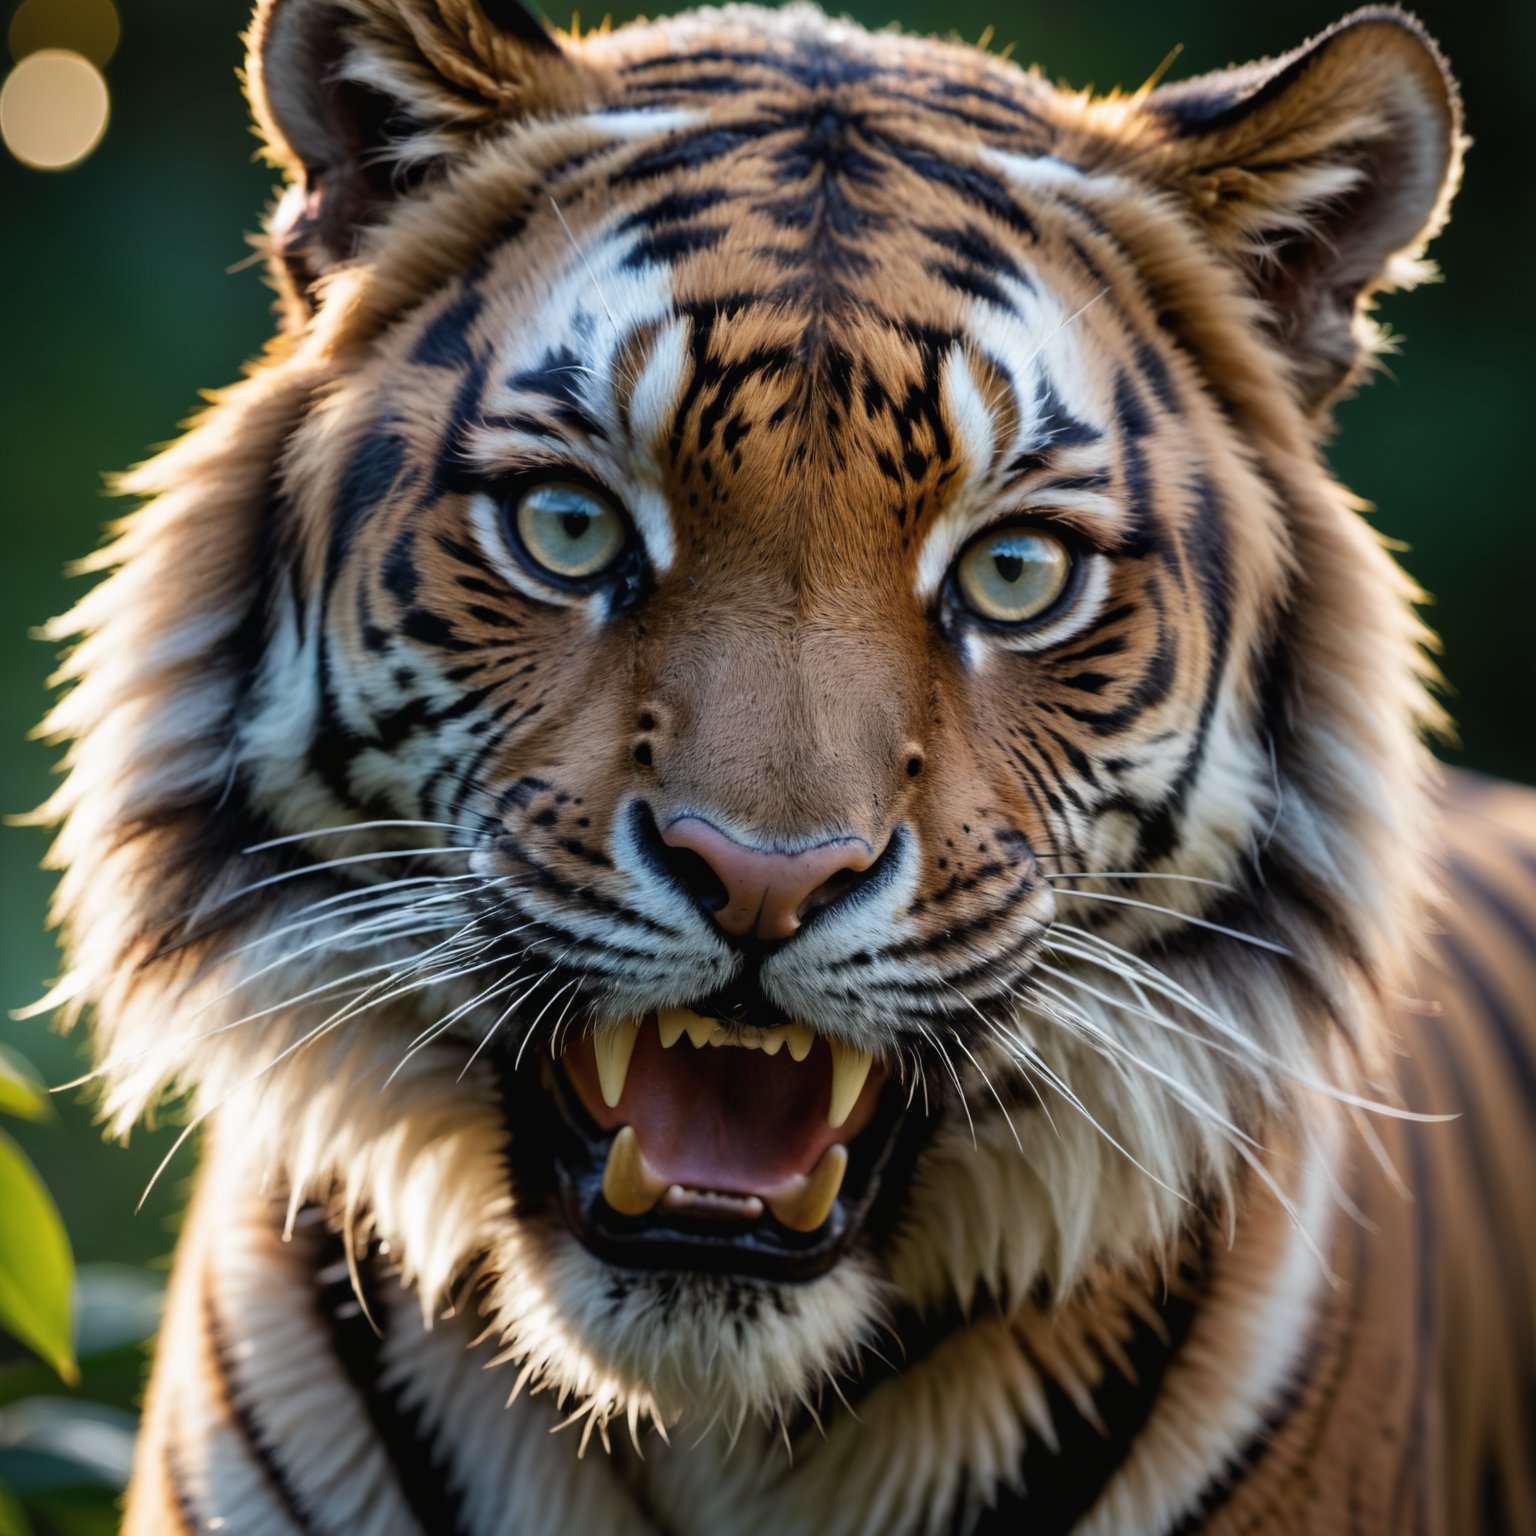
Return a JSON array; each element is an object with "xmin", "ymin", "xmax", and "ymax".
[
  {"xmin": 8, "ymin": 0, "xmax": 119, "ymax": 67},
  {"xmin": 1, "ymin": 48, "xmax": 109, "ymax": 171}
]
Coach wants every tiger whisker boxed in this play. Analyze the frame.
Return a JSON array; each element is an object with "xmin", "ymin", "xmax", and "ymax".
[
  {"xmin": 165, "ymin": 897, "xmax": 473, "ymax": 1034},
  {"xmin": 209, "ymin": 844, "xmax": 480, "ymax": 910},
  {"xmin": 513, "ymin": 944, "xmax": 583, "ymax": 1071},
  {"xmin": 547, "ymin": 982, "xmax": 586, "ymax": 1058},
  {"xmin": 947, "ymin": 1026, "xmax": 1026, "ymax": 1156},
  {"xmin": 385, "ymin": 965, "xmax": 534, "ymax": 1087},
  {"xmin": 940, "ymin": 981, "xmax": 1054, "ymax": 1143},
  {"xmin": 1042, "ymin": 870, "xmax": 1231, "ymax": 889},
  {"xmin": 1034, "ymin": 956, "xmax": 1286, "ymax": 1085},
  {"xmin": 62, "ymin": 917, "xmax": 491, "ymax": 1094},
  {"xmin": 216, "ymin": 900, "xmax": 482, "ymax": 1004},
  {"xmin": 1043, "ymin": 933, "xmax": 1451, "ymax": 1124},
  {"xmin": 231, "ymin": 874, "xmax": 494, "ymax": 955},
  {"xmin": 1051, "ymin": 924, "xmax": 1253, "ymax": 1032},
  {"xmin": 531, "ymin": 954, "xmax": 591, "ymax": 1061},
  {"xmin": 241, "ymin": 818, "xmax": 471, "ymax": 854},
  {"xmin": 1049, "ymin": 889, "xmax": 1291, "ymax": 955},
  {"xmin": 912, "ymin": 1019, "xmax": 976, "ymax": 1147},
  {"xmin": 985, "ymin": 1009, "xmax": 1189, "ymax": 1204},
  {"xmin": 1022, "ymin": 975, "xmax": 1264, "ymax": 1152},
  {"xmin": 134, "ymin": 946, "xmax": 474, "ymax": 1212},
  {"xmin": 1015, "ymin": 979, "xmax": 1313, "ymax": 1238},
  {"xmin": 460, "ymin": 971, "xmax": 580, "ymax": 1081}
]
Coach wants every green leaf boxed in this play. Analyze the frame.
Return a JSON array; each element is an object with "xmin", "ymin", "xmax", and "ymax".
[
  {"xmin": 0, "ymin": 1132, "xmax": 76, "ymax": 1386},
  {"xmin": 0, "ymin": 1051, "xmax": 49, "ymax": 1126},
  {"xmin": 0, "ymin": 1400, "xmax": 137, "ymax": 1491},
  {"xmin": 0, "ymin": 1486, "xmax": 34, "ymax": 1536}
]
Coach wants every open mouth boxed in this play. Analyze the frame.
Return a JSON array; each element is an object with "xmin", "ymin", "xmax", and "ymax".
[{"xmin": 503, "ymin": 998, "xmax": 917, "ymax": 1282}]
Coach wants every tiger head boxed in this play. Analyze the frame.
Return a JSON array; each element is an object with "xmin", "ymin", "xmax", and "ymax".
[{"xmin": 45, "ymin": 0, "xmax": 1460, "ymax": 1434}]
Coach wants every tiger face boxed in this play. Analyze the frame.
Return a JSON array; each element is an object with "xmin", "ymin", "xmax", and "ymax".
[{"xmin": 51, "ymin": 0, "xmax": 1459, "ymax": 1431}]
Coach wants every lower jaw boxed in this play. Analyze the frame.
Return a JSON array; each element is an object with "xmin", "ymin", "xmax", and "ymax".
[{"xmin": 498, "ymin": 1049, "xmax": 925, "ymax": 1284}]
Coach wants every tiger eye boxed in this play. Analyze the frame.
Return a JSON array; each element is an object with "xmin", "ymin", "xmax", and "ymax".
[
  {"xmin": 514, "ymin": 482, "xmax": 627, "ymax": 582},
  {"xmin": 954, "ymin": 527, "xmax": 1072, "ymax": 625}
]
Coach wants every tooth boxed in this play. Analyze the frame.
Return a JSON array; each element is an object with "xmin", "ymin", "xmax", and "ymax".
[
  {"xmin": 827, "ymin": 1042, "xmax": 873, "ymax": 1128},
  {"xmin": 760, "ymin": 1029, "xmax": 785, "ymax": 1057},
  {"xmin": 784, "ymin": 1023, "xmax": 814, "ymax": 1063},
  {"xmin": 593, "ymin": 1020, "xmax": 641, "ymax": 1109},
  {"xmin": 601, "ymin": 1126, "xmax": 668, "ymax": 1216},
  {"xmin": 767, "ymin": 1145, "xmax": 849, "ymax": 1233},
  {"xmin": 685, "ymin": 1012, "xmax": 715, "ymax": 1049},
  {"xmin": 658, "ymin": 1008, "xmax": 689, "ymax": 1049}
]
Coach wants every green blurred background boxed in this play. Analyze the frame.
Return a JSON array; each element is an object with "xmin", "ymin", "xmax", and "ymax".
[{"xmin": 0, "ymin": 0, "xmax": 1533, "ymax": 1523}]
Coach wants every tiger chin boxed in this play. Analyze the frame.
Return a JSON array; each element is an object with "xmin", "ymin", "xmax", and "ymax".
[{"xmin": 38, "ymin": 0, "xmax": 1536, "ymax": 1532}]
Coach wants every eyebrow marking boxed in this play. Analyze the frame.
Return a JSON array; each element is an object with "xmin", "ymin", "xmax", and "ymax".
[
  {"xmin": 915, "ymin": 348, "xmax": 1000, "ymax": 599},
  {"xmin": 618, "ymin": 316, "xmax": 690, "ymax": 575}
]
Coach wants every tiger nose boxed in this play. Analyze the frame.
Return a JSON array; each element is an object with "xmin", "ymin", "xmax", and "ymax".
[{"xmin": 660, "ymin": 816, "xmax": 878, "ymax": 941}]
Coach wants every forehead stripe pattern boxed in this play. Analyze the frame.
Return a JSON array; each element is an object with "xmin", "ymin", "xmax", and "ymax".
[{"xmin": 300, "ymin": 125, "xmax": 1234, "ymax": 895}]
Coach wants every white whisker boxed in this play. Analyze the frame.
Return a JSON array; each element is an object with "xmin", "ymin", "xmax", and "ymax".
[
  {"xmin": 211, "ymin": 845, "xmax": 479, "ymax": 909},
  {"xmin": 1043, "ymin": 870, "xmax": 1231, "ymax": 889},
  {"xmin": 241, "ymin": 819, "xmax": 469, "ymax": 854},
  {"xmin": 1050, "ymin": 889, "xmax": 1292, "ymax": 956}
]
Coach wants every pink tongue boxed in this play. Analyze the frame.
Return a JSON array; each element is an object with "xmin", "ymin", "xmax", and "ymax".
[{"xmin": 566, "ymin": 1025, "xmax": 849, "ymax": 1196}]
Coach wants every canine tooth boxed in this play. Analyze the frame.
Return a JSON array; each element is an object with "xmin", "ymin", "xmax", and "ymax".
[
  {"xmin": 658, "ymin": 1008, "xmax": 690, "ymax": 1049},
  {"xmin": 767, "ymin": 1144, "xmax": 849, "ymax": 1233},
  {"xmin": 601, "ymin": 1126, "xmax": 667, "ymax": 1217},
  {"xmin": 593, "ymin": 1020, "xmax": 641, "ymax": 1109},
  {"xmin": 784, "ymin": 1023, "xmax": 814, "ymax": 1063},
  {"xmin": 685, "ymin": 1012, "xmax": 716, "ymax": 1049},
  {"xmin": 827, "ymin": 1042, "xmax": 873, "ymax": 1128}
]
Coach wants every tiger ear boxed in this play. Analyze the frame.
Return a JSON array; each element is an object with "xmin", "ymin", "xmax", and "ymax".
[
  {"xmin": 1144, "ymin": 8, "xmax": 1463, "ymax": 410},
  {"xmin": 246, "ymin": 0, "xmax": 589, "ymax": 304}
]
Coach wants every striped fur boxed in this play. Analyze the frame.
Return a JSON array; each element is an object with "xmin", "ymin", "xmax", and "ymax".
[{"xmin": 34, "ymin": 1, "xmax": 1535, "ymax": 1531}]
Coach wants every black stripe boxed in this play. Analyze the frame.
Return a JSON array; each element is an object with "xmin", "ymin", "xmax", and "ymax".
[
  {"xmin": 161, "ymin": 1441, "xmax": 202, "ymax": 1535},
  {"xmin": 410, "ymin": 286, "xmax": 483, "ymax": 371},
  {"xmin": 328, "ymin": 422, "xmax": 412, "ymax": 593},
  {"xmin": 1165, "ymin": 1213, "xmax": 1372, "ymax": 1534},
  {"xmin": 874, "ymin": 134, "xmax": 1039, "ymax": 242},
  {"xmin": 792, "ymin": 1256, "xmax": 1204, "ymax": 1533},
  {"xmin": 967, "ymin": 1263, "xmax": 1205, "ymax": 1533},
  {"xmin": 1133, "ymin": 476, "xmax": 1232, "ymax": 864},
  {"xmin": 1409, "ymin": 932, "xmax": 1536, "ymax": 1400},
  {"xmin": 476, "ymin": 0, "xmax": 560, "ymax": 53},
  {"xmin": 205, "ymin": 1287, "xmax": 319, "ymax": 1532},
  {"xmin": 1447, "ymin": 860, "xmax": 1536, "ymax": 1117},
  {"xmin": 309, "ymin": 1225, "xmax": 475, "ymax": 1536}
]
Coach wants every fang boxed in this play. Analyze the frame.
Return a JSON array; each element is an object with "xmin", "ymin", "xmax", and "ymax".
[{"xmin": 601, "ymin": 1126, "xmax": 668, "ymax": 1217}]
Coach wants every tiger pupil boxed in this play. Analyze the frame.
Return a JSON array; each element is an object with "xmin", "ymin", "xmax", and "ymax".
[
  {"xmin": 561, "ymin": 511, "xmax": 591, "ymax": 541},
  {"xmin": 994, "ymin": 552, "xmax": 1024, "ymax": 584}
]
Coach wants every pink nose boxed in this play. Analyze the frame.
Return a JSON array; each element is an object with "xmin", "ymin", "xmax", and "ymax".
[{"xmin": 661, "ymin": 817, "xmax": 876, "ymax": 941}]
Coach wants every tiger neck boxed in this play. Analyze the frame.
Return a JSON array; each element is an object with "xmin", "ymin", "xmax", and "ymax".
[{"xmin": 187, "ymin": 1117, "xmax": 1415, "ymax": 1536}]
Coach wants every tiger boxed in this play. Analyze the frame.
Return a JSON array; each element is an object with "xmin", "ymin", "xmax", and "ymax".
[{"xmin": 35, "ymin": 0, "xmax": 1536, "ymax": 1530}]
